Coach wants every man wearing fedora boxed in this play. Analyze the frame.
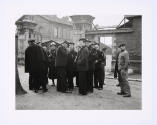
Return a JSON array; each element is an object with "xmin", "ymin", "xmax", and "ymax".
[{"xmin": 25, "ymin": 39, "xmax": 48, "ymax": 93}]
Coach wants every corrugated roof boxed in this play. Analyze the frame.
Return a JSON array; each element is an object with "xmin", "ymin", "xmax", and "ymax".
[
  {"xmin": 40, "ymin": 15, "xmax": 72, "ymax": 26},
  {"xmin": 124, "ymin": 15, "xmax": 142, "ymax": 19}
]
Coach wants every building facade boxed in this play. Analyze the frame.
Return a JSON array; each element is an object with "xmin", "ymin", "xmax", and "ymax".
[
  {"xmin": 16, "ymin": 15, "xmax": 73, "ymax": 64},
  {"xmin": 70, "ymin": 15, "xmax": 95, "ymax": 46},
  {"xmin": 85, "ymin": 15, "xmax": 142, "ymax": 73}
]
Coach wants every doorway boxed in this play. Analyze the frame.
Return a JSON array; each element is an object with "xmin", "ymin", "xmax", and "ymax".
[{"xmin": 100, "ymin": 36, "xmax": 112, "ymax": 72}]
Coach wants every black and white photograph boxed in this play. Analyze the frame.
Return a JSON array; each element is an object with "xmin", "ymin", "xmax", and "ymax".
[
  {"xmin": 0, "ymin": 0, "xmax": 156, "ymax": 124},
  {"xmin": 15, "ymin": 14, "xmax": 142, "ymax": 110}
]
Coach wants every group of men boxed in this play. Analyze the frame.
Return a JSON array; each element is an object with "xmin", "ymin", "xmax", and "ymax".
[
  {"xmin": 25, "ymin": 38, "xmax": 131, "ymax": 97},
  {"xmin": 25, "ymin": 38, "xmax": 106, "ymax": 95}
]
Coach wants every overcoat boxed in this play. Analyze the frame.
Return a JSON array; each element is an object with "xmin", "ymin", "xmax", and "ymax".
[
  {"xmin": 25, "ymin": 44, "xmax": 46, "ymax": 74},
  {"xmin": 55, "ymin": 46, "xmax": 68, "ymax": 68},
  {"xmin": 76, "ymin": 46, "xmax": 89, "ymax": 71}
]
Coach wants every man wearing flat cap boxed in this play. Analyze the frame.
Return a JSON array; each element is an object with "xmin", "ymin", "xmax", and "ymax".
[{"xmin": 117, "ymin": 43, "xmax": 131, "ymax": 97}]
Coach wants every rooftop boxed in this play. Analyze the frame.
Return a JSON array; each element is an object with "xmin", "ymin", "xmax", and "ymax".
[{"xmin": 40, "ymin": 15, "xmax": 72, "ymax": 26}]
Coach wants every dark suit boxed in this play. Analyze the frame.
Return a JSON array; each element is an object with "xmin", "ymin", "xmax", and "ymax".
[
  {"xmin": 48, "ymin": 49, "xmax": 57, "ymax": 84},
  {"xmin": 87, "ymin": 47, "xmax": 97, "ymax": 92},
  {"xmin": 94, "ymin": 50, "xmax": 106, "ymax": 89},
  {"xmin": 77, "ymin": 46, "xmax": 89, "ymax": 95},
  {"xmin": 66, "ymin": 49, "xmax": 77, "ymax": 90}
]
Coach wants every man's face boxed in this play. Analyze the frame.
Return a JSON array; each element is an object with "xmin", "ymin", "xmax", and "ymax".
[
  {"xmin": 85, "ymin": 42, "xmax": 90, "ymax": 47},
  {"xmin": 95, "ymin": 45, "xmax": 99, "ymax": 50},
  {"xmin": 69, "ymin": 44, "xmax": 74, "ymax": 50},
  {"xmin": 62, "ymin": 43, "xmax": 68, "ymax": 48},
  {"xmin": 117, "ymin": 47, "xmax": 121, "ymax": 52},
  {"xmin": 43, "ymin": 46, "xmax": 47, "ymax": 51},
  {"xmin": 28, "ymin": 42, "xmax": 33, "ymax": 46},
  {"xmin": 51, "ymin": 45, "xmax": 55, "ymax": 50},
  {"xmin": 79, "ymin": 40, "xmax": 84, "ymax": 46},
  {"xmin": 28, "ymin": 42, "xmax": 31, "ymax": 46},
  {"xmin": 121, "ymin": 46, "xmax": 125, "ymax": 51}
]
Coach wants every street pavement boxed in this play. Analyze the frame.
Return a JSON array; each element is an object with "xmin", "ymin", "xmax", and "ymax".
[{"xmin": 16, "ymin": 66, "xmax": 142, "ymax": 110}]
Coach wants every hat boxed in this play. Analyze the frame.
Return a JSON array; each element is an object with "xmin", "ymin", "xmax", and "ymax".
[
  {"xmin": 90, "ymin": 42, "xmax": 99, "ymax": 46},
  {"xmin": 118, "ymin": 44, "xmax": 121, "ymax": 47},
  {"xmin": 36, "ymin": 42, "xmax": 41, "ymax": 44},
  {"xmin": 102, "ymin": 47, "xmax": 107, "ymax": 51},
  {"xmin": 61, "ymin": 40, "xmax": 70, "ymax": 47},
  {"xmin": 120, "ymin": 43, "xmax": 126, "ymax": 47},
  {"xmin": 28, "ymin": 39, "xmax": 35, "ymax": 43},
  {"xmin": 50, "ymin": 40, "xmax": 61, "ymax": 47},
  {"xmin": 79, "ymin": 38, "xmax": 90, "ymax": 43},
  {"xmin": 69, "ymin": 42, "xmax": 75, "ymax": 45}
]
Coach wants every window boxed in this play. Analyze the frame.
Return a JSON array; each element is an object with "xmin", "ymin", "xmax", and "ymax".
[
  {"xmin": 19, "ymin": 40, "xmax": 24, "ymax": 50},
  {"xmin": 58, "ymin": 27, "xmax": 62, "ymax": 38},
  {"xmin": 100, "ymin": 37, "xmax": 112, "ymax": 47},
  {"xmin": 63, "ymin": 29, "xmax": 66, "ymax": 39},
  {"xmin": 54, "ymin": 27, "xmax": 58, "ymax": 38}
]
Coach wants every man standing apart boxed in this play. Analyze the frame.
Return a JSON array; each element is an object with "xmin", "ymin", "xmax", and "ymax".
[{"xmin": 117, "ymin": 43, "xmax": 131, "ymax": 97}]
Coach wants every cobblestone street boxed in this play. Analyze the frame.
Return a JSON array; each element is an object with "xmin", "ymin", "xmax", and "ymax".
[{"xmin": 16, "ymin": 66, "xmax": 142, "ymax": 110}]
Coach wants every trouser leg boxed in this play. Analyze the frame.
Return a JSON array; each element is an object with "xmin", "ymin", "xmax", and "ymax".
[
  {"xmin": 57, "ymin": 68, "xmax": 67, "ymax": 92},
  {"xmin": 41, "ymin": 73, "xmax": 47, "ymax": 91},
  {"xmin": 34, "ymin": 75, "xmax": 41, "ymax": 92},
  {"xmin": 99, "ymin": 66, "xmax": 104, "ymax": 88},
  {"xmin": 67, "ymin": 71, "xmax": 74, "ymax": 89},
  {"xmin": 87, "ymin": 70, "xmax": 94, "ymax": 92},
  {"xmin": 78, "ymin": 71, "xmax": 87, "ymax": 95},
  {"xmin": 76, "ymin": 72, "xmax": 79, "ymax": 87},
  {"xmin": 121, "ymin": 70, "xmax": 131, "ymax": 95},
  {"xmin": 94, "ymin": 70, "xmax": 98, "ymax": 88},
  {"xmin": 29, "ymin": 73, "xmax": 34, "ymax": 90}
]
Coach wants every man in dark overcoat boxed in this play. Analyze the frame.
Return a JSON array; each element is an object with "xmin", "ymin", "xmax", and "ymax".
[
  {"xmin": 25, "ymin": 39, "xmax": 48, "ymax": 93},
  {"xmin": 76, "ymin": 39, "xmax": 89, "ymax": 95},
  {"xmin": 55, "ymin": 41, "xmax": 69, "ymax": 93},
  {"xmin": 87, "ymin": 44, "xmax": 98, "ymax": 93},
  {"xmin": 48, "ymin": 43, "xmax": 57, "ymax": 86}
]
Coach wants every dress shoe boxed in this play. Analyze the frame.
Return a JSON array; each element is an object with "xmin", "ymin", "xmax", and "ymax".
[
  {"xmin": 34, "ymin": 90, "xmax": 38, "ymax": 93},
  {"xmin": 116, "ymin": 84, "xmax": 120, "ymax": 87},
  {"xmin": 43, "ymin": 89, "xmax": 48, "ymax": 93},
  {"xmin": 81, "ymin": 93, "xmax": 87, "ymax": 95},
  {"xmin": 63, "ymin": 90, "xmax": 72, "ymax": 93},
  {"xmin": 117, "ymin": 92, "xmax": 125, "ymax": 95},
  {"xmin": 123, "ymin": 94, "xmax": 131, "ymax": 97},
  {"xmin": 98, "ymin": 87, "xmax": 103, "ymax": 90}
]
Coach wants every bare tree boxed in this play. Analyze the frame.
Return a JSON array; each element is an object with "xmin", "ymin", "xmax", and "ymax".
[{"xmin": 15, "ymin": 35, "xmax": 27, "ymax": 95}]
